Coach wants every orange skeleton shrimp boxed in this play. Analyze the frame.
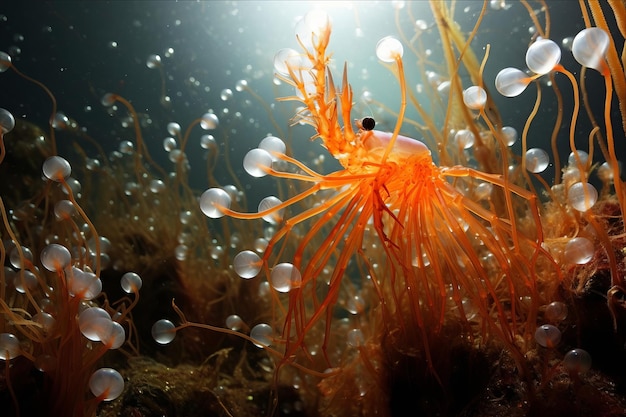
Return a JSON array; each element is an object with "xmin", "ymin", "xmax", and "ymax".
[{"xmin": 204, "ymin": 12, "xmax": 560, "ymax": 375}]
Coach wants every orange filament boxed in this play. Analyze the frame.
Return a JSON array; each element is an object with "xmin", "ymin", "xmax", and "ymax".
[{"xmin": 222, "ymin": 11, "xmax": 561, "ymax": 382}]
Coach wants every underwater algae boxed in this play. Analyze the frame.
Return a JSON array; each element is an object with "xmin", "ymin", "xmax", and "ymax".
[{"xmin": 1, "ymin": 1, "xmax": 626, "ymax": 416}]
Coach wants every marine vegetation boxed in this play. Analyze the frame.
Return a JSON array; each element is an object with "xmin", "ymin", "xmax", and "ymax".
[{"xmin": 1, "ymin": 1, "xmax": 626, "ymax": 416}]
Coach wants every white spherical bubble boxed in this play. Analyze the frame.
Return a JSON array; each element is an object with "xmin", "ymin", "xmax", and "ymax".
[
  {"xmin": 254, "ymin": 238, "xmax": 268, "ymax": 253},
  {"xmin": 235, "ymin": 79, "xmax": 248, "ymax": 92},
  {"xmin": 163, "ymin": 137, "xmax": 177, "ymax": 151},
  {"xmin": 200, "ymin": 188, "xmax": 231, "ymax": 218},
  {"xmin": 270, "ymin": 263, "xmax": 302, "ymax": 293},
  {"xmin": 200, "ymin": 112, "xmax": 219, "ymax": 130},
  {"xmin": 79, "ymin": 307, "xmax": 112, "ymax": 341},
  {"xmin": 534, "ymin": 324, "xmax": 561, "ymax": 348},
  {"xmin": 233, "ymin": 250, "xmax": 262, "ymax": 279},
  {"xmin": 226, "ymin": 314, "xmax": 243, "ymax": 331},
  {"xmin": 545, "ymin": 301, "xmax": 568, "ymax": 322},
  {"xmin": 563, "ymin": 348, "xmax": 592, "ymax": 374},
  {"xmin": 89, "ymin": 368, "xmax": 124, "ymax": 401},
  {"xmin": 462, "ymin": 86, "xmax": 487, "ymax": 110},
  {"xmin": 0, "ymin": 51, "xmax": 12, "ymax": 72},
  {"xmin": 220, "ymin": 88, "xmax": 233, "ymax": 101},
  {"xmin": 10, "ymin": 245, "xmax": 33, "ymax": 269},
  {"xmin": 61, "ymin": 177, "xmax": 81, "ymax": 196},
  {"xmin": 151, "ymin": 319, "xmax": 176, "ymax": 344},
  {"xmin": 101, "ymin": 93, "xmax": 116, "ymax": 107},
  {"xmin": 102, "ymin": 321, "xmax": 125, "ymax": 349},
  {"xmin": 376, "ymin": 36, "xmax": 404, "ymax": 62},
  {"xmin": 526, "ymin": 38, "xmax": 561, "ymax": 75},
  {"xmin": 120, "ymin": 272, "xmax": 142, "ymax": 293},
  {"xmin": 568, "ymin": 150, "xmax": 589, "ymax": 167},
  {"xmin": 564, "ymin": 237, "xmax": 594, "ymax": 265},
  {"xmin": 167, "ymin": 122, "xmax": 181, "ymax": 136},
  {"xmin": 258, "ymin": 136, "xmax": 286, "ymax": 161},
  {"xmin": 495, "ymin": 67, "xmax": 530, "ymax": 97},
  {"xmin": 52, "ymin": 112, "xmax": 69, "ymax": 130},
  {"xmin": 250, "ymin": 323, "xmax": 273, "ymax": 347},
  {"xmin": 118, "ymin": 140, "xmax": 134, "ymax": 154},
  {"xmin": 454, "ymin": 129, "xmax": 475, "ymax": 149},
  {"xmin": 200, "ymin": 134, "xmax": 217, "ymax": 150},
  {"xmin": 0, "ymin": 108, "xmax": 15, "ymax": 134},
  {"xmin": 43, "ymin": 156, "xmax": 71, "ymax": 182},
  {"xmin": 243, "ymin": 148, "xmax": 272, "ymax": 177},
  {"xmin": 567, "ymin": 182, "xmax": 598, "ymax": 212},
  {"xmin": 33, "ymin": 312, "xmax": 56, "ymax": 334},
  {"xmin": 258, "ymin": 196, "xmax": 284, "ymax": 224},
  {"xmin": 562, "ymin": 36, "xmax": 574, "ymax": 51},
  {"xmin": 13, "ymin": 270, "xmax": 38, "ymax": 294},
  {"xmin": 273, "ymin": 48, "xmax": 301, "ymax": 76},
  {"xmin": 525, "ymin": 148, "xmax": 549, "ymax": 173},
  {"xmin": 0, "ymin": 333, "xmax": 20, "ymax": 359},
  {"xmin": 501, "ymin": 126, "xmax": 518, "ymax": 146},
  {"xmin": 40, "ymin": 243, "xmax": 71, "ymax": 272},
  {"xmin": 67, "ymin": 267, "xmax": 101, "ymax": 300},
  {"xmin": 54, "ymin": 200, "xmax": 75, "ymax": 221},
  {"xmin": 146, "ymin": 54, "xmax": 162, "ymax": 69},
  {"xmin": 572, "ymin": 28, "xmax": 609, "ymax": 73}
]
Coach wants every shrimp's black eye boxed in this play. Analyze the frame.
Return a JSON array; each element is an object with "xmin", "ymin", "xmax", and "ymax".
[{"xmin": 361, "ymin": 117, "xmax": 375, "ymax": 131}]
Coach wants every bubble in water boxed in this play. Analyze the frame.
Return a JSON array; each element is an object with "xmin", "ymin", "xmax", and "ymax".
[
  {"xmin": 567, "ymin": 182, "xmax": 598, "ymax": 212},
  {"xmin": 463, "ymin": 86, "xmax": 487, "ymax": 110},
  {"xmin": 120, "ymin": 272, "xmax": 142, "ymax": 293},
  {"xmin": 250, "ymin": 323, "xmax": 273, "ymax": 347},
  {"xmin": 258, "ymin": 196, "xmax": 284, "ymax": 224},
  {"xmin": 220, "ymin": 89, "xmax": 233, "ymax": 101},
  {"xmin": 40, "ymin": 243, "xmax": 71, "ymax": 272},
  {"xmin": 376, "ymin": 36, "xmax": 403, "ymax": 62},
  {"xmin": 146, "ymin": 54, "xmax": 162, "ymax": 69},
  {"xmin": 534, "ymin": 324, "xmax": 561, "ymax": 348},
  {"xmin": 0, "ymin": 51, "xmax": 12, "ymax": 72},
  {"xmin": 0, "ymin": 333, "xmax": 20, "ymax": 359},
  {"xmin": 43, "ymin": 156, "xmax": 71, "ymax": 182},
  {"xmin": 226, "ymin": 314, "xmax": 243, "ymax": 331},
  {"xmin": 270, "ymin": 263, "xmax": 301, "ymax": 293},
  {"xmin": 200, "ymin": 188, "xmax": 231, "ymax": 218},
  {"xmin": 151, "ymin": 319, "xmax": 176, "ymax": 344},
  {"xmin": 563, "ymin": 237, "xmax": 594, "ymax": 264},
  {"xmin": 0, "ymin": 108, "xmax": 15, "ymax": 134},
  {"xmin": 524, "ymin": 148, "xmax": 549, "ymax": 173},
  {"xmin": 200, "ymin": 113, "xmax": 219, "ymax": 130},
  {"xmin": 501, "ymin": 126, "xmax": 518, "ymax": 146},
  {"xmin": 563, "ymin": 348, "xmax": 592, "ymax": 374},
  {"xmin": 233, "ymin": 250, "xmax": 262, "ymax": 279},
  {"xmin": 89, "ymin": 368, "xmax": 124, "ymax": 401},
  {"xmin": 243, "ymin": 148, "xmax": 272, "ymax": 177}
]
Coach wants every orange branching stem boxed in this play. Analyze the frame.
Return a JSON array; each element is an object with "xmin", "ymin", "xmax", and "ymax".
[
  {"xmin": 520, "ymin": 0, "xmax": 546, "ymax": 38},
  {"xmin": 601, "ymin": 69, "xmax": 625, "ymax": 212},
  {"xmin": 579, "ymin": 0, "xmax": 592, "ymax": 27},
  {"xmin": 10, "ymin": 64, "xmax": 58, "ymax": 155},
  {"xmin": 587, "ymin": 0, "xmax": 626, "ymax": 137},
  {"xmin": 0, "ymin": 197, "xmax": 41, "ymax": 312},
  {"xmin": 553, "ymin": 65, "xmax": 588, "ymax": 183},
  {"xmin": 108, "ymin": 94, "xmax": 168, "ymax": 183},
  {"xmin": 59, "ymin": 179, "xmax": 102, "ymax": 278},
  {"xmin": 549, "ymin": 73, "xmax": 564, "ymax": 184},
  {"xmin": 579, "ymin": 67, "xmax": 611, "ymax": 165},
  {"xmin": 0, "ymin": 133, "xmax": 5, "ymax": 165},
  {"xmin": 381, "ymin": 54, "xmax": 406, "ymax": 164},
  {"xmin": 520, "ymin": 81, "xmax": 542, "ymax": 196},
  {"xmin": 169, "ymin": 300, "xmax": 333, "ymax": 378}
]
